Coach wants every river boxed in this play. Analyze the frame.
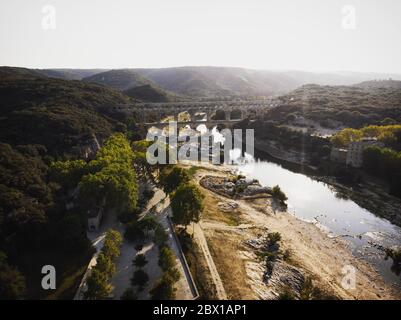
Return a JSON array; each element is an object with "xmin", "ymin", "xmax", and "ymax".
[
  {"xmin": 236, "ymin": 157, "xmax": 401, "ymax": 289},
  {"xmin": 149, "ymin": 123, "xmax": 401, "ymax": 289}
]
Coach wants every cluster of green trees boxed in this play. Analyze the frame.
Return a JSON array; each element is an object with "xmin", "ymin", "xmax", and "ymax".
[
  {"xmin": 125, "ymin": 215, "xmax": 158, "ymax": 243},
  {"xmin": 159, "ymin": 167, "xmax": 204, "ymax": 229},
  {"xmin": 84, "ymin": 230, "xmax": 122, "ymax": 299},
  {"xmin": 52, "ymin": 133, "xmax": 138, "ymax": 214},
  {"xmin": 363, "ymin": 146, "xmax": 401, "ymax": 197},
  {"xmin": 125, "ymin": 215, "xmax": 180, "ymax": 300},
  {"xmin": 331, "ymin": 125, "xmax": 401, "ymax": 148},
  {"xmin": 150, "ymin": 237, "xmax": 180, "ymax": 300}
]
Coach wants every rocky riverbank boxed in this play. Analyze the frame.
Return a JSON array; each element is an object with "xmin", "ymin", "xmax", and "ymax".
[
  {"xmin": 199, "ymin": 175, "xmax": 271, "ymax": 199},
  {"xmin": 179, "ymin": 161, "xmax": 400, "ymax": 300}
]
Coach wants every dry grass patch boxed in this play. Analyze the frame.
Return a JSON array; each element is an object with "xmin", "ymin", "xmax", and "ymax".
[
  {"xmin": 200, "ymin": 187, "xmax": 242, "ymax": 226},
  {"xmin": 205, "ymin": 229, "xmax": 256, "ymax": 299}
]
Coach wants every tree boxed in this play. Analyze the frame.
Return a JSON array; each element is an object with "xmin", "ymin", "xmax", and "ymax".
[
  {"xmin": 140, "ymin": 215, "xmax": 158, "ymax": 236},
  {"xmin": 0, "ymin": 253, "xmax": 26, "ymax": 300},
  {"xmin": 56, "ymin": 214, "xmax": 92, "ymax": 253},
  {"xmin": 170, "ymin": 184, "xmax": 204, "ymax": 229},
  {"xmin": 159, "ymin": 167, "xmax": 189, "ymax": 195},
  {"xmin": 50, "ymin": 159, "xmax": 88, "ymax": 189},
  {"xmin": 131, "ymin": 269, "xmax": 149, "ymax": 290},
  {"xmin": 133, "ymin": 254, "xmax": 148, "ymax": 268},
  {"xmin": 96, "ymin": 253, "xmax": 116, "ymax": 278},
  {"xmin": 330, "ymin": 128, "xmax": 363, "ymax": 147},
  {"xmin": 154, "ymin": 225, "xmax": 168, "ymax": 248},
  {"xmin": 125, "ymin": 221, "xmax": 145, "ymax": 243},
  {"xmin": 84, "ymin": 269, "xmax": 112, "ymax": 300},
  {"xmin": 158, "ymin": 247, "xmax": 176, "ymax": 271},
  {"xmin": 105, "ymin": 229, "xmax": 123, "ymax": 246},
  {"xmin": 102, "ymin": 229, "xmax": 122, "ymax": 260},
  {"xmin": 150, "ymin": 273, "xmax": 177, "ymax": 300}
]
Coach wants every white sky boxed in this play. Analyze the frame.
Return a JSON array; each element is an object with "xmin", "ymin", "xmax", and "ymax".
[{"xmin": 1, "ymin": 0, "xmax": 401, "ymax": 73}]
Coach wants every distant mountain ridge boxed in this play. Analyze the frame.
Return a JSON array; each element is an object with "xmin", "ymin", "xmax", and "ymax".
[
  {"xmin": 5, "ymin": 66, "xmax": 401, "ymax": 100},
  {"xmin": 79, "ymin": 66, "xmax": 401, "ymax": 98},
  {"xmin": 354, "ymin": 79, "xmax": 401, "ymax": 89}
]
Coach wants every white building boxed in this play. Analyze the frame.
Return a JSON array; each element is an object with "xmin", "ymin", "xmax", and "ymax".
[
  {"xmin": 87, "ymin": 206, "xmax": 103, "ymax": 232},
  {"xmin": 346, "ymin": 138, "xmax": 383, "ymax": 168}
]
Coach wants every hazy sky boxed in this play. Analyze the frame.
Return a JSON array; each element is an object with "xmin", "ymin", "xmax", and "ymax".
[{"xmin": 1, "ymin": 0, "xmax": 401, "ymax": 73}]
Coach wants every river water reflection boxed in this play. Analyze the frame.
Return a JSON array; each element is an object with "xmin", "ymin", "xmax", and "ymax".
[{"xmin": 237, "ymin": 158, "xmax": 401, "ymax": 288}]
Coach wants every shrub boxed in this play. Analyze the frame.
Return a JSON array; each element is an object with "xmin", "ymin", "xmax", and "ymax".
[
  {"xmin": 277, "ymin": 287, "xmax": 296, "ymax": 300},
  {"xmin": 135, "ymin": 244, "xmax": 143, "ymax": 252},
  {"xmin": 385, "ymin": 247, "xmax": 401, "ymax": 264},
  {"xmin": 271, "ymin": 185, "xmax": 288, "ymax": 203},
  {"xmin": 267, "ymin": 232, "xmax": 281, "ymax": 246},
  {"xmin": 166, "ymin": 267, "xmax": 180, "ymax": 282}
]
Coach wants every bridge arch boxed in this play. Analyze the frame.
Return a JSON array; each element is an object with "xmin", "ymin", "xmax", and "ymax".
[
  {"xmin": 229, "ymin": 108, "xmax": 243, "ymax": 120},
  {"xmin": 210, "ymin": 109, "xmax": 227, "ymax": 121}
]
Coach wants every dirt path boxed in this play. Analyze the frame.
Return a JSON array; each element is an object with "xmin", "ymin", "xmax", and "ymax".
[{"xmin": 193, "ymin": 222, "xmax": 228, "ymax": 300}]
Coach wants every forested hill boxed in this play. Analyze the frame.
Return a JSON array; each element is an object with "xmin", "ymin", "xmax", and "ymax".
[
  {"xmin": 266, "ymin": 84, "xmax": 401, "ymax": 128},
  {"xmin": 0, "ymin": 67, "xmax": 140, "ymax": 299},
  {"xmin": 0, "ymin": 67, "xmax": 135, "ymax": 156}
]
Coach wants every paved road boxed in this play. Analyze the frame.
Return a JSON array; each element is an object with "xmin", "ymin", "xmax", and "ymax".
[{"xmin": 75, "ymin": 187, "xmax": 197, "ymax": 300}]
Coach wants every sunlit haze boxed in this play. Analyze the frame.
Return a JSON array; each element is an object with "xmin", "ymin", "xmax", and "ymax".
[{"xmin": 1, "ymin": 0, "xmax": 401, "ymax": 73}]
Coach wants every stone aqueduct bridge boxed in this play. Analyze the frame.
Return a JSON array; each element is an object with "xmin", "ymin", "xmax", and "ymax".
[{"xmin": 113, "ymin": 100, "xmax": 277, "ymax": 129}]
